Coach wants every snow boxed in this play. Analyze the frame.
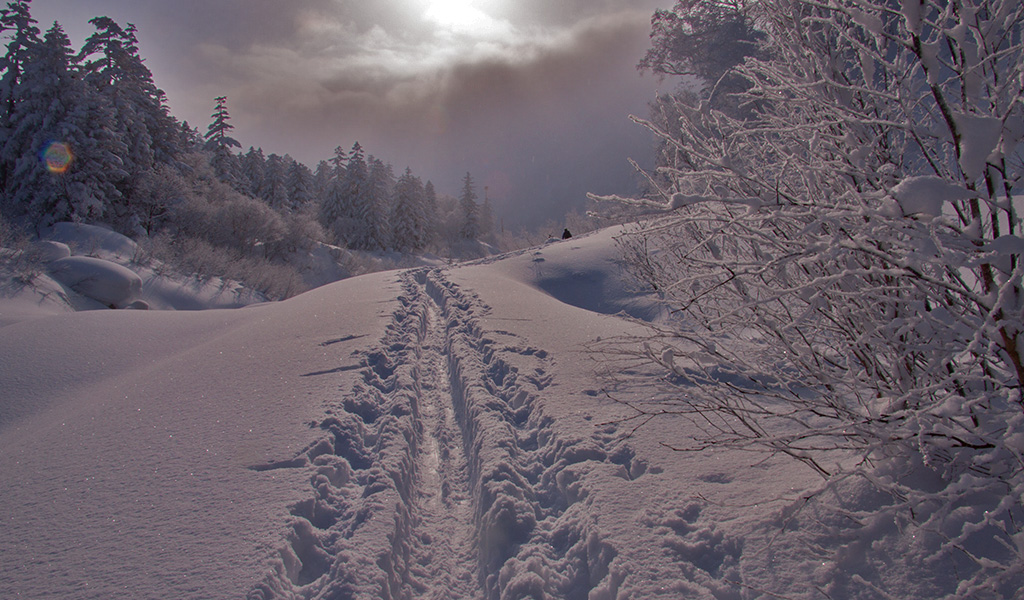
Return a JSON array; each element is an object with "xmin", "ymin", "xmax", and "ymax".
[
  {"xmin": 953, "ymin": 111, "xmax": 1002, "ymax": 180},
  {"xmin": 892, "ymin": 175, "xmax": 975, "ymax": 217},
  {"xmin": 0, "ymin": 224, "xmax": 991, "ymax": 599},
  {"xmin": 46, "ymin": 256, "xmax": 143, "ymax": 308}
]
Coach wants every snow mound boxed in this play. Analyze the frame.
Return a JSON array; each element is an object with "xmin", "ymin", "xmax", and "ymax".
[
  {"xmin": 47, "ymin": 256, "xmax": 143, "ymax": 308},
  {"xmin": 486, "ymin": 226, "xmax": 668, "ymax": 322},
  {"xmin": 46, "ymin": 222, "xmax": 139, "ymax": 260},
  {"xmin": 27, "ymin": 240, "xmax": 71, "ymax": 263}
]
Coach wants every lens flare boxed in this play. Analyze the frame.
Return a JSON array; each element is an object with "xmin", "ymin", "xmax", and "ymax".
[{"xmin": 42, "ymin": 141, "xmax": 73, "ymax": 174}]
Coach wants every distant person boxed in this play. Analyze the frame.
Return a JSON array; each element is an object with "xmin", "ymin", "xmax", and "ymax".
[{"xmin": 562, "ymin": 228, "xmax": 572, "ymax": 240}]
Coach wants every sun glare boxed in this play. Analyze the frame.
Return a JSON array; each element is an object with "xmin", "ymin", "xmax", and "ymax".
[{"xmin": 422, "ymin": 0, "xmax": 504, "ymax": 35}]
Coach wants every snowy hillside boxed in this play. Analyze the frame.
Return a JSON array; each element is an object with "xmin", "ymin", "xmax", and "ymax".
[{"xmin": 0, "ymin": 226, "xmax": 998, "ymax": 599}]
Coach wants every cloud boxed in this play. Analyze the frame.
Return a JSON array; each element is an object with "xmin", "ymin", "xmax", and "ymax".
[
  {"xmin": 171, "ymin": 5, "xmax": 660, "ymax": 225},
  {"xmin": 30, "ymin": 0, "xmax": 664, "ymax": 226}
]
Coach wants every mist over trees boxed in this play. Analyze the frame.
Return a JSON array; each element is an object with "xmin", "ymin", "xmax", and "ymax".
[
  {"xmin": 0, "ymin": 0, "xmax": 501, "ymax": 298},
  {"xmin": 610, "ymin": 0, "xmax": 1024, "ymax": 594}
]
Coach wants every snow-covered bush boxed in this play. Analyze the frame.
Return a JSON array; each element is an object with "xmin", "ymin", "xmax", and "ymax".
[
  {"xmin": 609, "ymin": 0, "xmax": 1024, "ymax": 595},
  {"xmin": 146, "ymin": 233, "xmax": 306, "ymax": 301}
]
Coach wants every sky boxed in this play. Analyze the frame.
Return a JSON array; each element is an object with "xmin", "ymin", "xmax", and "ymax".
[{"xmin": 30, "ymin": 0, "xmax": 673, "ymax": 228}]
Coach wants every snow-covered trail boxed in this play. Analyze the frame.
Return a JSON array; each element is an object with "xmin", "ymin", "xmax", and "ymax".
[
  {"xmin": 249, "ymin": 267, "xmax": 650, "ymax": 599},
  {"xmin": 2, "ymin": 227, "xmax": 830, "ymax": 600}
]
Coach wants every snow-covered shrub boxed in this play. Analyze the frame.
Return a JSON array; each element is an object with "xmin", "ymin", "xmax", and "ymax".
[
  {"xmin": 608, "ymin": 0, "xmax": 1024, "ymax": 595},
  {"xmin": 278, "ymin": 211, "xmax": 326, "ymax": 256},
  {"xmin": 210, "ymin": 195, "xmax": 287, "ymax": 258},
  {"xmin": 147, "ymin": 233, "xmax": 306, "ymax": 301},
  {"xmin": 0, "ymin": 212, "xmax": 42, "ymax": 282}
]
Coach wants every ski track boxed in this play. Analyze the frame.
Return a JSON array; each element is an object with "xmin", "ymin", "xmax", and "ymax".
[{"xmin": 248, "ymin": 268, "xmax": 652, "ymax": 600}]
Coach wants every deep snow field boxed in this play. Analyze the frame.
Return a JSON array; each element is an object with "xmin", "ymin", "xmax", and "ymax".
[{"xmin": 0, "ymin": 225, "xmax": 980, "ymax": 599}]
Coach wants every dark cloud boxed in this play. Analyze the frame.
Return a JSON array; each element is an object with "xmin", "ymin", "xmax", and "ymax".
[{"xmin": 31, "ymin": 0, "xmax": 669, "ymax": 227}]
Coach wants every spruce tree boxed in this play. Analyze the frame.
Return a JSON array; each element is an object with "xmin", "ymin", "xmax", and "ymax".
[
  {"xmin": 5, "ymin": 23, "xmax": 126, "ymax": 226},
  {"xmin": 286, "ymin": 159, "xmax": 313, "ymax": 211},
  {"xmin": 262, "ymin": 153, "xmax": 289, "ymax": 211},
  {"xmin": 319, "ymin": 141, "xmax": 366, "ymax": 245},
  {"xmin": 241, "ymin": 146, "xmax": 265, "ymax": 197},
  {"xmin": 203, "ymin": 95, "xmax": 242, "ymax": 188},
  {"xmin": 391, "ymin": 167, "xmax": 427, "ymax": 253},
  {"xmin": 459, "ymin": 172, "xmax": 478, "ymax": 240},
  {"xmin": 0, "ymin": 0, "xmax": 39, "ymax": 195}
]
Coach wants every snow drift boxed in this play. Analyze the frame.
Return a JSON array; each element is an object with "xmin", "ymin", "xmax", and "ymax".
[{"xmin": 0, "ymin": 226, "xmax": 992, "ymax": 599}]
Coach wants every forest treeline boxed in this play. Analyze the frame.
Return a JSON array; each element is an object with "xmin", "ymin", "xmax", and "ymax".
[{"xmin": 0, "ymin": 0, "xmax": 544, "ymax": 297}]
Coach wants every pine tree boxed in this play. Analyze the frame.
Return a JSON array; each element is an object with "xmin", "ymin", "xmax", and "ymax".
[
  {"xmin": 4, "ymin": 23, "xmax": 127, "ymax": 226},
  {"xmin": 241, "ymin": 146, "xmax": 265, "ymax": 197},
  {"xmin": 480, "ymin": 187, "xmax": 494, "ymax": 241},
  {"xmin": 328, "ymin": 145, "xmax": 347, "ymax": 177},
  {"xmin": 286, "ymin": 159, "xmax": 313, "ymax": 211},
  {"xmin": 423, "ymin": 179, "xmax": 438, "ymax": 248},
  {"xmin": 459, "ymin": 172, "xmax": 478, "ymax": 239},
  {"xmin": 262, "ymin": 153, "xmax": 289, "ymax": 211},
  {"xmin": 355, "ymin": 157, "xmax": 391, "ymax": 251},
  {"xmin": 0, "ymin": 0, "xmax": 39, "ymax": 194},
  {"xmin": 319, "ymin": 141, "xmax": 366, "ymax": 245},
  {"xmin": 391, "ymin": 167, "xmax": 427, "ymax": 253},
  {"xmin": 203, "ymin": 95, "xmax": 242, "ymax": 188},
  {"xmin": 313, "ymin": 159, "xmax": 333, "ymax": 200},
  {"xmin": 79, "ymin": 18, "xmax": 183, "ymax": 178}
]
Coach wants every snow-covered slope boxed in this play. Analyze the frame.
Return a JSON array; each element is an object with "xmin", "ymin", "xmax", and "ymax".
[{"xmin": 0, "ymin": 226, "xmax": 965, "ymax": 599}]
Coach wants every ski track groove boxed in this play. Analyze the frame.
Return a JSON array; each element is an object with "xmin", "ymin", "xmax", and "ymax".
[{"xmin": 248, "ymin": 268, "xmax": 647, "ymax": 600}]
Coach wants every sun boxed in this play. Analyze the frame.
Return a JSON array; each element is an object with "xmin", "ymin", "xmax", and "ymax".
[{"xmin": 421, "ymin": 0, "xmax": 505, "ymax": 35}]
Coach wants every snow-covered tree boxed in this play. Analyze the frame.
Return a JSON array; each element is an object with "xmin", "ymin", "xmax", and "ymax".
[
  {"xmin": 638, "ymin": 0, "xmax": 763, "ymax": 94},
  {"xmin": 3, "ymin": 23, "xmax": 127, "ymax": 227},
  {"xmin": 319, "ymin": 141, "xmax": 366, "ymax": 245},
  {"xmin": 79, "ymin": 18, "xmax": 180, "ymax": 173},
  {"xmin": 391, "ymin": 167, "xmax": 427, "ymax": 253},
  {"xmin": 285, "ymin": 158, "xmax": 313, "ymax": 211},
  {"xmin": 0, "ymin": 0, "xmax": 39, "ymax": 193},
  {"xmin": 313, "ymin": 159, "xmax": 333, "ymax": 200},
  {"xmin": 421, "ymin": 179, "xmax": 439, "ymax": 249},
  {"xmin": 479, "ymin": 187, "xmax": 494, "ymax": 241},
  {"xmin": 352, "ymin": 156, "xmax": 391, "ymax": 251},
  {"xmin": 262, "ymin": 153, "xmax": 289, "ymax": 212},
  {"xmin": 203, "ymin": 96, "xmax": 242, "ymax": 188},
  {"xmin": 607, "ymin": 0, "xmax": 1024, "ymax": 595},
  {"xmin": 328, "ymin": 145, "xmax": 347, "ymax": 177},
  {"xmin": 240, "ymin": 146, "xmax": 265, "ymax": 197},
  {"xmin": 458, "ymin": 172, "xmax": 478, "ymax": 239}
]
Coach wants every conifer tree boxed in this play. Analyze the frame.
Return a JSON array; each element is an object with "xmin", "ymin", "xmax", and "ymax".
[
  {"xmin": 480, "ymin": 188, "xmax": 494, "ymax": 241},
  {"xmin": 422, "ymin": 180, "xmax": 439, "ymax": 248},
  {"xmin": 79, "ymin": 18, "xmax": 182, "ymax": 177},
  {"xmin": 5, "ymin": 23, "xmax": 126, "ymax": 226},
  {"xmin": 328, "ymin": 145, "xmax": 347, "ymax": 177},
  {"xmin": 391, "ymin": 167, "xmax": 427, "ymax": 253},
  {"xmin": 262, "ymin": 153, "xmax": 289, "ymax": 211},
  {"xmin": 355, "ymin": 156, "xmax": 392, "ymax": 251},
  {"xmin": 241, "ymin": 146, "xmax": 265, "ymax": 197},
  {"xmin": 0, "ymin": 0, "xmax": 39, "ymax": 194},
  {"xmin": 459, "ymin": 172, "xmax": 478, "ymax": 239},
  {"xmin": 203, "ymin": 95, "xmax": 242, "ymax": 188},
  {"xmin": 286, "ymin": 159, "xmax": 313, "ymax": 211},
  {"xmin": 319, "ymin": 141, "xmax": 366, "ymax": 245},
  {"xmin": 313, "ymin": 160, "xmax": 332, "ymax": 198}
]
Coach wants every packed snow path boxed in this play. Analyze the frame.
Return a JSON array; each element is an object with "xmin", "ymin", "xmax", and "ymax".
[{"xmin": 249, "ymin": 268, "xmax": 638, "ymax": 599}]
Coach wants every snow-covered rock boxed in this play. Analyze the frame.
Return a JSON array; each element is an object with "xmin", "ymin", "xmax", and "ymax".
[{"xmin": 47, "ymin": 256, "xmax": 143, "ymax": 309}]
